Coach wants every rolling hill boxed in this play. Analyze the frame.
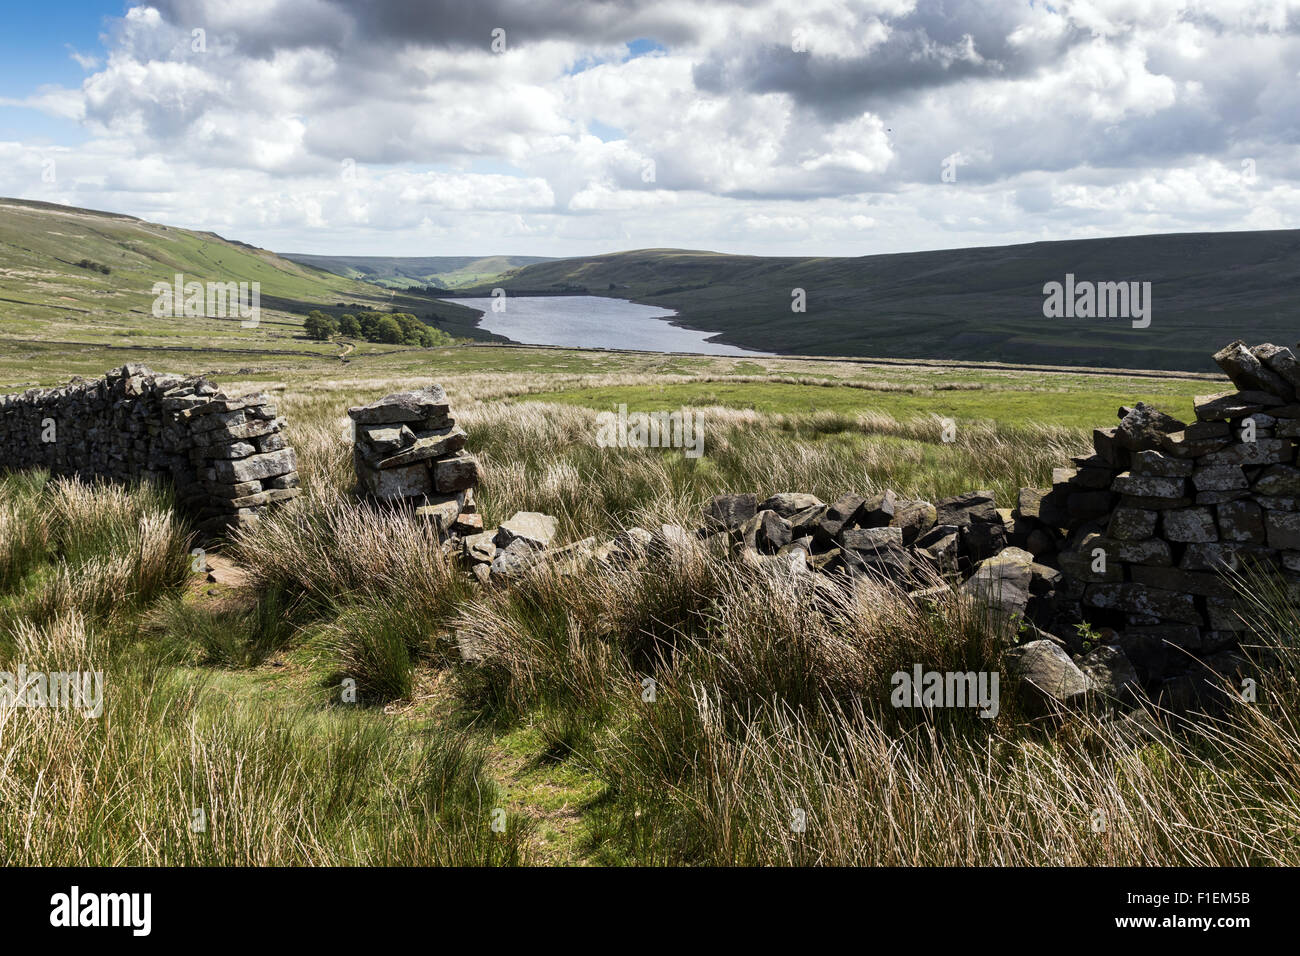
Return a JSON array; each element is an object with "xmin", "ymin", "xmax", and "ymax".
[
  {"xmin": 452, "ymin": 232, "xmax": 1300, "ymax": 372},
  {"xmin": 0, "ymin": 198, "xmax": 489, "ymax": 354},
  {"xmin": 280, "ymin": 253, "xmax": 553, "ymax": 289}
]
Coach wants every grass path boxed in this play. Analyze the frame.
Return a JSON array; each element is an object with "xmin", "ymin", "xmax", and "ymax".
[
  {"xmin": 486, "ymin": 727, "xmax": 607, "ymax": 865},
  {"xmin": 182, "ymin": 551, "xmax": 605, "ymax": 866}
]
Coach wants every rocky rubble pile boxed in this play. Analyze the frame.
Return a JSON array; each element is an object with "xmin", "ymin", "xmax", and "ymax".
[
  {"xmin": 350, "ymin": 385, "xmax": 484, "ymax": 534},
  {"xmin": 453, "ymin": 485, "xmax": 1065, "ymax": 632},
  {"xmin": 452, "ymin": 510, "xmax": 697, "ymax": 585},
  {"xmin": 0, "ymin": 364, "xmax": 300, "ymax": 534},
  {"xmin": 701, "ymin": 489, "xmax": 1074, "ymax": 631}
]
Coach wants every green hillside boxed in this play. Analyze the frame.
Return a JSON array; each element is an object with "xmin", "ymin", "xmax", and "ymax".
[
  {"xmin": 0, "ymin": 198, "xmax": 488, "ymax": 354},
  {"xmin": 454, "ymin": 232, "xmax": 1300, "ymax": 372},
  {"xmin": 281, "ymin": 253, "xmax": 553, "ymax": 289}
]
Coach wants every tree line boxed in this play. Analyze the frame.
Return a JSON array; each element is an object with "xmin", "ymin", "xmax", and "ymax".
[{"xmin": 302, "ymin": 310, "xmax": 453, "ymax": 348}]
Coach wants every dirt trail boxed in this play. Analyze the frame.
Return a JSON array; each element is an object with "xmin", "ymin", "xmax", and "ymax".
[{"xmin": 185, "ymin": 551, "xmax": 256, "ymax": 617}]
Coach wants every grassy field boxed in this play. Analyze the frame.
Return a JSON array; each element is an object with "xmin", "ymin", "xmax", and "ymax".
[{"xmin": 7, "ymin": 331, "xmax": 1300, "ymax": 866}]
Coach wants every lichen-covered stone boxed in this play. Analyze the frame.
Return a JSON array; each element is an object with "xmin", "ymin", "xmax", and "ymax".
[{"xmin": 1162, "ymin": 507, "xmax": 1218, "ymax": 543}]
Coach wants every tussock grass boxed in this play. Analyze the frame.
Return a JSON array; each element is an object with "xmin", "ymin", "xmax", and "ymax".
[
  {"xmin": 323, "ymin": 596, "xmax": 436, "ymax": 704},
  {"xmin": 0, "ymin": 474, "xmax": 52, "ymax": 590},
  {"xmin": 0, "ymin": 475, "xmax": 191, "ymax": 635},
  {"xmin": 0, "ymin": 469, "xmax": 530, "ymax": 866},
  {"xmin": 145, "ymin": 586, "xmax": 297, "ymax": 668},
  {"xmin": 232, "ymin": 491, "xmax": 472, "ymax": 615},
  {"xmin": 448, "ymin": 539, "xmax": 1300, "ymax": 865},
  {"xmin": 590, "ymin": 694, "xmax": 1300, "ymax": 865},
  {"xmin": 0, "ymin": 652, "xmax": 530, "ymax": 865}
]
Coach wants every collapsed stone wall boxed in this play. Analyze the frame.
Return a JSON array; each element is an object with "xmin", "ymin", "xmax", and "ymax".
[
  {"xmin": 440, "ymin": 339, "xmax": 1300, "ymax": 715},
  {"xmin": 0, "ymin": 364, "xmax": 299, "ymax": 535}
]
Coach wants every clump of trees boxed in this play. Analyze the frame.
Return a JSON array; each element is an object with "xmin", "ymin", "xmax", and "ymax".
[
  {"xmin": 75, "ymin": 259, "xmax": 111, "ymax": 275},
  {"xmin": 303, "ymin": 310, "xmax": 338, "ymax": 340},
  {"xmin": 303, "ymin": 309, "xmax": 453, "ymax": 348},
  {"xmin": 337, "ymin": 314, "xmax": 362, "ymax": 338}
]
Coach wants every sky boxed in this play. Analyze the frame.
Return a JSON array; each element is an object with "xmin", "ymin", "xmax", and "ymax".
[{"xmin": 0, "ymin": 0, "xmax": 1298, "ymax": 258}]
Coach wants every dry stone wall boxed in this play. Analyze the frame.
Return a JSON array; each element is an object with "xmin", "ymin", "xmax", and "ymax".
[
  {"xmin": 0, "ymin": 364, "xmax": 299, "ymax": 535},
  {"xmin": 350, "ymin": 385, "xmax": 484, "ymax": 535},
  {"xmin": 1039, "ymin": 339, "xmax": 1300, "ymax": 706}
]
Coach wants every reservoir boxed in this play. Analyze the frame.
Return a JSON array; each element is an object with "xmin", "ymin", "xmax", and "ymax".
[{"xmin": 442, "ymin": 295, "xmax": 770, "ymax": 356}]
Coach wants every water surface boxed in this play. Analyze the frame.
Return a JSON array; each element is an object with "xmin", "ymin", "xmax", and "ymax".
[{"xmin": 443, "ymin": 295, "xmax": 769, "ymax": 356}]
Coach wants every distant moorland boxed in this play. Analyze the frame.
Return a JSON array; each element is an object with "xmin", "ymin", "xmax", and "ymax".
[{"xmin": 280, "ymin": 253, "xmax": 554, "ymax": 290}]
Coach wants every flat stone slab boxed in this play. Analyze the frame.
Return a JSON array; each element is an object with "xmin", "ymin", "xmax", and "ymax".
[
  {"xmin": 433, "ymin": 450, "xmax": 482, "ymax": 493},
  {"xmin": 359, "ymin": 423, "xmax": 416, "ymax": 453},
  {"xmin": 1198, "ymin": 439, "xmax": 1292, "ymax": 467},
  {"xmin": 373, "ymin": 426, "xmax": 466, "ymax": 468},
  {"xmin": 414, "ymin": 491, "xmax": 465, "ymax": 533},
  {"xmin": 348, "ymin": 385, "xmax": 450, "ymax": 424},
  {"xmin": 1107, "ymin": 507, "xmax": 1156, "ymax": 540},
  {"xmin": 1253, "ymin": 465, "xmax": 1300, "ymax": 496},
  {"xmin": 1194, "ymin": 390, "xmax": 1284, "ymax": 421},
  {"xmin": 463, "ymin": 530, "xmax": 498, "ymax": 563},
  {"xmin": 495, "ymin": 511, "xmax": 557, "ymax": 550},
  {"xmin": 1265, "ymin": 511, "xmax": 1300, "ymax": 550},
  {"xmin": 759, "ymin": 492, "xmax": 824, "ymax": 517},
  {"xmin": 211, "ymin": 447, "xmax": 297, "ymax": 484},
  {"xmin": 1217, "ymin": 500, "xmax": 1265, "ymax": 543},
  {"xmin": 1116, "ymin": 403, "xmax": 1186, "ymax": 451},
  {"xmin": 704, "ymin": 493, "xmax": 757, "ymax": 531},
  {"xmin": 1162, "ymin": 507, "xmax": 1218, "ymax": 543},
  {"xmin": 839, "ymin": 526, "xmax": 903, "ymax": 552},
  {"xmin": 1253, "ymin": 343, "xmax": 1300, "ymax": 391},
  {"xmin": 1191, "ymin": 465, "xmax": 1248, "ymax": 492},
  {"xmin": 360, "ymin": 460, "xmax": 433, "ymax": 498},
  {"xmin": 935, "ymin": 490, "xmax": 997, "ymax": 527},
  {"xmin": 1005, "ymin": 640, "xmax": 1095, "ymax": 711},
  {"xmin": 1112, "ymin": 472, "xmax": 1185, "ymax": 498},
  {"xmin": 1213, "ymin": 339, "xmax": 1292, "ymax": 396}
]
